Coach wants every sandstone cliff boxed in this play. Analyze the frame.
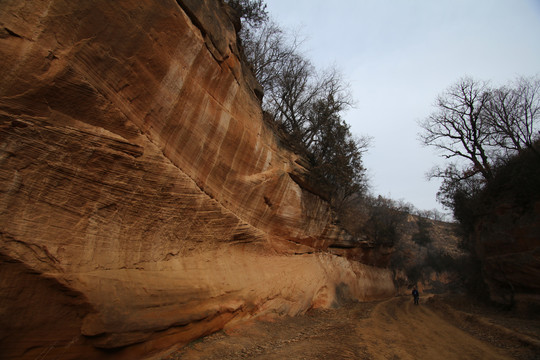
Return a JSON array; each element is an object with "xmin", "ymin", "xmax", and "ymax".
[
  {"xmin": 0, "ymin": 1, "xmax": 395, "ymax": 358},
  {"xmin": 475, "ymin": 201, "xmax": 540, "ymax": 311},
  {"xmin": 468, "ymin": 148, "xmax": 540, "ymax": 312}
]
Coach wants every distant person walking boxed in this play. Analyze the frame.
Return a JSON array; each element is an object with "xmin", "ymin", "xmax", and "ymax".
[{"xmin": 412, "ymin": 287, "xmax": 419, "ymax": 305}]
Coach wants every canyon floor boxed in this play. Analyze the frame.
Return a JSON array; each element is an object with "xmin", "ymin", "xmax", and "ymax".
[{"xmin": 162, "ymin": 295, "xmax": 540, "ymax": 360}]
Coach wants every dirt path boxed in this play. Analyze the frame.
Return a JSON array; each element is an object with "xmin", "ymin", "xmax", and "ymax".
[
  {"xmin": 163, "ymin": 296, "xmax": 538, "ymax": 359},
  {"xmin": 356, "ymin": 296, "xmax": 511, "ymax": 360}
]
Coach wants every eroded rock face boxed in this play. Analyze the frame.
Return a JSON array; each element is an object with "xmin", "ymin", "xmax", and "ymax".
[
  {"xmin": 474, "ymin": 201, "xmax": 540, "ymax": 310},
  {"xmin": 0, "ymin": 1, "xmax": 395, "ymax": 358}
]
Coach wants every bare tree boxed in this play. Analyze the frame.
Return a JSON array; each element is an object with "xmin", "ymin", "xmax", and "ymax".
[
  {"xmin": 422, "ymin": 75, "xmax": 540, "ymax": 222},
  {"xmin": 265, "ymin": 53, "xmax": 317, "ymax": 138},
  {"xmin": 241, "ymin": 21, "xmax": 302, "ymax": 94},
  {"xmin": 235, "ymin": 4, "xmax": 369, "ymax": 205},
  {"xmin": 419, "ymin": 77, "xmax": 495, "ymax": 181},
  {"xmin": 302, "ymin": 68, "xmax": 354, "ymax": 149},
  {"xmin": 262, "ymin": 56, "xmax": 366, "ymax": 205},
  {"xmin": 485, "ymin": 75, "xmax": 540, "ymax": 157}
]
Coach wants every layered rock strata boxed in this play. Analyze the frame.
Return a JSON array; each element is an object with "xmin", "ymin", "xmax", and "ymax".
[
  {"xmin": 475, "ymin": 201, "xmax": 540, "ymax": 311},
  {"xmin": 0, "ymin": 1, "xmax": 395, "ymax": 358}
]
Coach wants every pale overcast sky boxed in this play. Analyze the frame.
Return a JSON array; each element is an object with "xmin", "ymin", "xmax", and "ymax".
[{"xmin": 265, "ymin": 0, "xmax": 540, "ymax": 213}]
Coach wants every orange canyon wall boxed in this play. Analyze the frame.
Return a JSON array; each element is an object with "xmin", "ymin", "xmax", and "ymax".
[{"xmin": 0, "ymin": 1, "xmax": 395, "ymax": 358}]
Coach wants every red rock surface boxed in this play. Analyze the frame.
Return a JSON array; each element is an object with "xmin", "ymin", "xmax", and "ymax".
[
  {"xmin": 474, "ymin": 201, "xmax": 540, "ymax": 310},
  {"xmin": 0, "ymin": 1, "xmax": 395, "ymax": 358}
]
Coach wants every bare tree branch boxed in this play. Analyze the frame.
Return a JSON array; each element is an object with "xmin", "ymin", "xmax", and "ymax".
[{"xmin": 419, "ymin": 77, "xmax": 495, "ymax": 181}]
